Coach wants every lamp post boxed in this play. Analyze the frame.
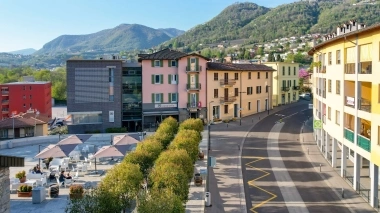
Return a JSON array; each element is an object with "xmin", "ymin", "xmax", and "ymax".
[
  {"xmin": 11, "ymin": 111, "xmax": 16, "ymax": 139},
  {"xmin": 34, "ymin": 110, "xmax": 40, "ymax": 136},
  {"xmin": 206, "ymin": 101, "xmax": 214, "ymax": 198},
  {"xmin": 38, "ymin": 144, "xmax": 48, "ymax": 168}
]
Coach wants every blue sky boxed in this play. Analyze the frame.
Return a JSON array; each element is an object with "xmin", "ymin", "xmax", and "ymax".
[{"xmin": 0, "ymin": 0, "xmax": 295, "ymax": 52}]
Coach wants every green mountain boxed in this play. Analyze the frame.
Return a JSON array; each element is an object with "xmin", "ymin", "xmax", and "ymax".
[
  {"xmin": 7, "ymin": 48, "xmax": 37, "ymax": 55},
  {"xmin": 35, "ymin": 24, "xmax": 184, "ymax": 55},
  {"xmin": 168, "ymin": 0, "xmax": 380, "ymax": 46}
]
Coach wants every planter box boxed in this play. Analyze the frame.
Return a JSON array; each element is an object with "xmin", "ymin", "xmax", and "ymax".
[{"xmin": 18, "ymin": 191, "xmax": 32, "ymax": 197}]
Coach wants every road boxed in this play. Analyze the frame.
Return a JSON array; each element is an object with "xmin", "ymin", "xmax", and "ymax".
[{"xmin": 242, "ymin": 103, "xmax": 354, "ymax": 213}]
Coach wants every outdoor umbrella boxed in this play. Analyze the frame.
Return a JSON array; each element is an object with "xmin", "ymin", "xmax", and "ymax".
[
  {"xmin": 35, "ymin": 144, "xmax": 73, "ymax": 158},
  {"xmin": 57, "ymin": 135, "xmax": 93, "ymax": 157}
]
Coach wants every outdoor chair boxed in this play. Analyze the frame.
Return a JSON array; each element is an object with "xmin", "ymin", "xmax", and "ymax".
[{"xmin": 64, "ymin": 178, "xmax": 72, "ymax": 188}]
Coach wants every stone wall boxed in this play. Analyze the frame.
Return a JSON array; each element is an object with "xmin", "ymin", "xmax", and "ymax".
[{"xmin": 0, "ymin": 167, "xmax": 10, "ymax": 213}]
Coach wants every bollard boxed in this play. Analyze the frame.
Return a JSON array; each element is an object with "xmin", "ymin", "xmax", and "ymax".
[
  {"xmin": 341, "ymin": 188, "xmax": 344, "ymax": 198},
  {"xmin": 319, "ymin": 164, "xmax": 322, "ymax": 172},
  {"xmin": 307, "ymin": 148, "xmax": 309, "ymax": 155}
]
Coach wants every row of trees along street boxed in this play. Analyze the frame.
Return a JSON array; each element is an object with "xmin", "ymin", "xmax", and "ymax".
[{"xmin": 65, "ymin": 117, "xmax": 204, "ymax": 213}]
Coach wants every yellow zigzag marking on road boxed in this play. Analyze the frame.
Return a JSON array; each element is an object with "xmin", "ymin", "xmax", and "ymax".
[{"xmin": 246, "ymin": 157, "xmax": 277, "ymax": 213}]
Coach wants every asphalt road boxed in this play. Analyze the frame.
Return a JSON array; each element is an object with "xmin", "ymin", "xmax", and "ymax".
[{"xmin": 242, "ymin": 103, "xmax": 353, "ymax": 213}]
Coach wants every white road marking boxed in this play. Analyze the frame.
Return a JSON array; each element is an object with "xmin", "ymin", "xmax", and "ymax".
[{"xmin": 267, "ymin": 123, "xmax": 310, "ymax": 213}]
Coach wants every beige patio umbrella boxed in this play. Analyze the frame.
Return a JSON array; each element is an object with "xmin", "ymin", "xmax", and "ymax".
[{"xmin": 35, "ymin": 144, "xmax": 72, "ymax": 158}]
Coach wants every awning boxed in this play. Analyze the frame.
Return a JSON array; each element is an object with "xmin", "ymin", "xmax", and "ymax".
[{"xmin": 142, "ymin": 111, "xmax": 179, "ymax": 116}]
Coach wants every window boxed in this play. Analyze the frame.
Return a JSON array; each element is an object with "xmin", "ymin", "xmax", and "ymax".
[
  {"xmin": 257, "ymin": 72, "xmax": 260, "ymax": 79},
  {"xmin": 214, "ymin": 89, "xmax": 218, "ymax": 98},
  {"xmin": 328, "ymin": 52, "xmax": 332, "ymax": 65},
  {"xmin": 294, "ymin": 67, "xmax": 296, "ymax": 75},
  {"xmin": 282, "ymin": 67, "xmax": 285, "ymax": 75},
  {"xmin": 23, "ymin": 95, "xmax": 26, "ymax": 99},
  {"xmin": 248, "ymin": 72, "xmax": 251, "ymax": 79},
  {"xmin": 266, "ymin": 85, "xmax": 268, "ymax": 93},
  {"xmin": 190, "ymin": 58, "xmax": 196, "ymax": 64},
  {"xmin": 154, "ymin": 60, "xmax": 160, "ymax": 67},
  {"xmin": 29, "ymin": 103, "xmax": 32, "ymax": 107},
  {"xmin": 224, "ymin": 105, "xmax": 228, "ymax": 114},
  {"xmin": 328, "ymin": 107, "xmax": 331, "ymax": 120},
  {"xmin": 30, "ymin": 95, "xmax": 32, "ymax": 99},
  {"xmin": 234, "ymin": 73, "xmax": 239, "ymax": 80},
  {"xmin": 289, "ymin": 80, "xmax": 292, "ymax": 87},
  {"xmin": 234, "ymin": 88, "xmax": 239, "ymax": 96},
  {"xmin": 30, "ymin": 86, "xmax": 32, "ymax": 90},
  {"xmin": 266, "ymin": 72, "xmax": 268, "ymax": 79},
  {"xmin": 293, "ymin": 80, "xmax": 296, "ymax": 87},
  {"xmin": 154, "ymin": 75, "xmax": 162, "ymax": 84},
  {"xmin": 256, "ymin": 86, "xmax": 262, "ymax": 94},
  {"xmin": 288, "ymin": 67, "xmax": 290, "ymax": 75},
  {"xmin": 171, "ymin": 60, "xmax": 176, "ymax": 67},
  {"xmin": 248, "ymin": 102, "xmax": 251, "ymax": 110},
  {"xmin": 247, "ymin": 87, "xmax": 253, "ymax": 95},
  {"xmin": 336, "ymin": 50, "xmax": 341, "ymax": 64},
  {"xmin": 336, "ymin": 80, "xmax": 340, "ymax": 94},
  {"xmin": 72, "ymin": 113, "xmax": 102, "ymax": 125},
  {"xmin": 154, "ymin": 93, "xmax": 162, "ymax": 103},
  {"xmin": 171, "ymin": 74, "xmax": 178, "ymax": 84},
  {"xmin": 214, "ymin": 73, "xmax": 218, "ymax": 81},
  {"xmin": 335, "ymin": 110, "xmax": 340, "ymax": 125},
  {"xmin": 23, "ymin": 86, "xmax": 25, "ymax": 90},
  {"xmin": 328, "ymin": 80, "xmax": 331, "ymax": 92},
  {"xmin": 23, "ymin": 104, "xmax": 26, "ymax": 108},
  {"xmin": 170, "ymin": 93, "xmax": 177, "ymax": 102}
]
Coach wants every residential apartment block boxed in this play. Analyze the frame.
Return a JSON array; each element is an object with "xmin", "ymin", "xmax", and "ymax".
[
  {"xmin": 206, "ymin": 63, "xmax": 275, "ymax": 121},
  {"xmin": 138, "ymin": 49, "xmax": 209, "ymax": 126},
  {"xmin": 263, "ymin": 62, "xmax": 300, "ymax": 106},
  {"xmin": 0, "ymin": 78, "xmax": 52, "ymax": 120},
  {"xmin": 309, "ymin": 21, "xmax": 380, "ymax": 208}
]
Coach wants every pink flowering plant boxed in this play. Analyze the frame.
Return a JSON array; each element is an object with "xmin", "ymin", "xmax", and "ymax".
[{"xmin": 298, "ymin": 69, "xmax": 309, "ymax": 79}]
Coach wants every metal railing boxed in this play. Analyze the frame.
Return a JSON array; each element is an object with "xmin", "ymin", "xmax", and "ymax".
[
  {"xmin": 345, "ymin": 63, "xmax": 355, "ymax": 74},
  {"xmin": 343, "ymin": 169, "xmax": 354, "ymax": 186},
  {"xmin": 326, "ymin": 151, "xmax": 332, "ymax": 163},
  {"xmin": 359, "ymin": 98, "xmax": 371, "ymax": 112},
  {"xmin": 357, "ymin": 181, "xmax": 371, "ymax": 203},
  {"xmin": 293, "ymin": 86, "xmax": 300, "ymax": 90},
  {"xmin": 220, "ymin": 97, "xmax": 237, "ymax": 103},
  {"xmin": 281, "ymin": 87, "xmax": 290, "ymax": 92},
  {"xmin": 321, "ymin": 66, "xmax": 326, "ymax": 73},
  {"xmin": 186, "ymin": 83, "xmax": 201, "ymax": 90},
  {"xmin": 186, "ymin": 65, "xmax": 202, "ymax": 72},
  {"xmin": 187, "ymin": 102, "xmax": 199, "ymax": 108},
  {"xmin": 219, "ymin": 79, "xmax": 236, "ymax": 86}
]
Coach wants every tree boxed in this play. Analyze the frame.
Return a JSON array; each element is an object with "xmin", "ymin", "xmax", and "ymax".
[
  {"xmin": 173, "ymin": 40, "xmax": 178, "ymax": 49},
  {"xmin": 161, "ymin": 116, "xmax": 178, "ymax": 133},
  {"xmin": 276, "ymin": 54, "xmax": 282, "ymax": 62},
  {"xmin": 267, "ymin": 52, "xmax": 275, "ymax": 62},
  {"xmin": 179, "ymin": 118, "xmax": 203, "ymax": 133},
  {"xmin": 137, "ymin": 189, "xmax": 185, "ymax": 213},
  {"xmin": 169, "ymin": 129, "xmax": 201, "ymax": 163},
  {"xmin": 244, "ymin": 50, "xmax": 251, "ymax": 60},
  {"xmin": 154, "ymin": 123, "xmax": 176, "ymax": 148},
  {"xmin": 257, "ymin": 47, "xmax": 264, "ymax": 56},
  {"xmin": 155, "ymin": 149, "xmax": 193, "ymax": 179},
  {"xmin": 52, "ymin": 81, "xmax": 66, "ymax": 101},
  {"xmin": 299, "ymin": 68, "xmax": 309, "ymax": 79}
]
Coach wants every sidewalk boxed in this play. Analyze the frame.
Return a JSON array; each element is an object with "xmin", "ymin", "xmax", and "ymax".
[
  {"xmin": 301, "ymin": 118, "xmax": 376, "ymax": 212},
  {"xmin": 193, "ymin": 101, "xmax": 308, "ymax": 213}
]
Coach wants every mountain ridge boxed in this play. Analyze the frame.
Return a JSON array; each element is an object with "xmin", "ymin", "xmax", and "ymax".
[{"xmin": 7, "ymin": 48, "xmax": 37, "ymax": 55}]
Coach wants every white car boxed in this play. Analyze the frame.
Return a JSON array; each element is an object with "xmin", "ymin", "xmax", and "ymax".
[{"xmin": 299, "ymin": 93, "xmax": 311, "ymax": 99}]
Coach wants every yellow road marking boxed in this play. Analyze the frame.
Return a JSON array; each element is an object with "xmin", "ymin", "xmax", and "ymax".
[{"xmin": 245, "ymin": 157, "xmax": 277, "ymax": 213}]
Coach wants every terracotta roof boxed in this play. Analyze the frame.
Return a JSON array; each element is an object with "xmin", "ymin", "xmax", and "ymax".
[
  {"xmin": 308, "ymin": 23, "xmax": 380, "ymax": 55},
  {"xmin": 19, "ymin": 112, "xmax": 50, "ymax": 123},
  {"xmin": 138, "ymin": 48, "xmax": 210, "ymax": 61},
  {"xmin": 207, "ymin": 62, "xmax": 276, "ymax": 71},
  {"xmin": 0, "ymin": 116, "xmax": 47, "ymax": 129}
]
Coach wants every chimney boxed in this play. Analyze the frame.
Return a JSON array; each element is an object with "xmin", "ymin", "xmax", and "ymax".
[
  {"xmin": 350, "ymin": 20, "xmax": 357, "ymax": 31},
  {"xmin": 198, "ymin": 51, "xmax": 201, "ymax": 55},
  {"xmin": 336, "ymin": 25, "xmax": 341, "ymax": 36},
  {"xmin": 358, "ymin": 23, "xmax": 366, "ymax": 30}
]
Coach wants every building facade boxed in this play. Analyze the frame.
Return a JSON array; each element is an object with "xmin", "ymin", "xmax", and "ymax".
[
  {"xmin": 0, "ymin": 80, "xmax": 52, "ymax": 120},
  {"xmin": 66, "ymin": 60, "xmax": 124, "ymax": 134},
  {"xmin": 309, "ymin": 21, "xmax": 380, "ymax": 207},
  {"xmin": 263, "ymin": 62, "xmax": 300, "ymax": 106},
  {"xmin": 139, "ymin": 49, "xmax": 209, "ymax": 126},
  {"xmin": 206, "ymin": 63, "xmax": 275, "ymax": 121}
]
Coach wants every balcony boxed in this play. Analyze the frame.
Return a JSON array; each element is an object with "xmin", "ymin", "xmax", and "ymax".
[
  {"xmin": 1, "ymin": 91, "xmax": 9, "ymax": 96},
  {"xmin": 2, "ymin": 109, "xmax": 9, "ymax": 114},
  {"xmin": 357, "ymin": 134, "xmax": 371, "ymax": 152},
  {"xmin": 344, "ymin": 128, "xmax": 354, "ymax": 143},
  {"xmin": 359, "ymin": 62, "xmax": 372, "ymax": 74},
  {"xmin": 321, "ymin": 66, "xmax": 326, "ymax": 73},
  {"xmin": 187, "ymin": 102, "xmax": 200, "ymax": 111},
  {"xmin": 322, "ymin": 90, "xmax": 326, "ymax": 98},
  {"xmin": 358, "ymin": 98, "xmax": 371, "ymax": 112},
  {"xmin": 186, "ymin": 83, "xmax": 201, "ymax": 90},
  {"xmin": 281, "ymin": 87, "xmax": 290, "ymax": 92},
  {"xmin": 220, "ymin": 97, "xmax": 236, "ymax": 104},
  {"xmin": 219, "ymin": 79, "xmax": 236, "ymax": 87},
  {"xmin": 293, "ymin": 86, "xmax": 300, "ymax": 90},
  {"xmin": 1, "ymin": 100, "xmax": 9, "ymax": 105},
  {"xmin": 344, "ymin": 63, "xmax": 355, "ymax": 74},
  {"xmin": 186, "ymin": 65, "xmax": 202, "ymax": 72}
]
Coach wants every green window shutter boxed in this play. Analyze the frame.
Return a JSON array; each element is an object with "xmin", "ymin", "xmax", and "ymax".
[
  {"xmin": 160, "ymin": 74, "xmax": 163, "ymax": 84},
  {"xmin": 169, "ymin": 93, "xmax": 172, "ymax": 102},
  {"xmin": 168, "ymin": 60, "xmax": 171, "ymax": 67},
  {"xmin": 151, "ymin": 60, "xmax": 154, "ymax": 67},
  {"xmin": 168, "ymin": 74, "xmax": 172, "ymax": 84},
  {"xmin": 196, "ymin": 93, "xmax": 199, "ymax": 103},
  {"xmin": 176, "ymin": 74, "xmax": 178, "ymax": 84},
  {"xmin": 160, "ymin": 60, "xmax": 163, "ymax": 67},
  {"xmin": 195, "ymin": 58, "xmax": 199, "ymax": 70},
  {"xmin": 187, "ymin": 58, "xmax": 190, "ymax": 69},
  {"xmin": 195, "ymin": 74, "xmax": 199, "ymax": 84},
  {"xmin": 152, "ymin": 93, "xmax": 155, "ymax": 103},
  {"xmin": 187, "ymin": 74, "xmax": 190, "ymax": 85},
  {"xmin": 187, "ymin": 93, "xmax": 190, "ymax": 104},
  {"xmin": 176, "ymin": 93, "xmax": 178, "ymax": 102},
  {"xmin": 161, "ymin": 93, "xmax": 163, "ymax": 102},
  {"xmin": 151, "ymin": 75, "xmax": 154, "ymax": 84}
]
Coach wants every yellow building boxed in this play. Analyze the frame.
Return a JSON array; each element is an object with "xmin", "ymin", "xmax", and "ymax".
[
  {"xmin": 263, "ymin": 62, "xmax": 300, "ymax": 106},
  {"xmin": 309, "ymin": 21, "xmax": 380, "ymax": 208},
  {"xmin": 206, "ymin": 62, "xmax": 275, "ymax": 122}
]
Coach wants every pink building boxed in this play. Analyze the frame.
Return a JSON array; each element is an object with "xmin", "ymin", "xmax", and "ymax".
[{"xmin": 139, "ymin": 49, "xmax": 209, "ymax": 125}]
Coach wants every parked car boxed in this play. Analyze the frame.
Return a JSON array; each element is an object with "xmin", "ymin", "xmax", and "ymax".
[{"xmin": 299, "ymin": 93, "xmax": 311, "ymax": 100}]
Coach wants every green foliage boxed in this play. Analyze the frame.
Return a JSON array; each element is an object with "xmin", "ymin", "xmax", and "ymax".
[
  {"xmin": 153, "ymin": 123, "xmax": 176, "ymax": 148},
  {"xmin": 48, "ymin": 125, "xmax": 68, "ymax": 135},
  {"xmin": 149, "ymin": 162, "xmax": 189, "ymax": 202},
  {"xmin": 137, "ymin": 189, "xmax": 185, "ymax": 213},
  {"xmin": 178, "ymin": 118, "xmax": 204, "ymax": 133},
  {"xmin": 169, "ymin": 129, "xmax": 201, "ymax": 163},
  {"xmin": 105, "ymin": 127, "xmax": 127, "ymax": 133},
  {"xmin": 267, "ymin": 52, "xmax": 275, "ymax": 62},
  {"xmin": 84, "ymin": 130, "xmax": 101, "ymax": 134},
  {"xmin": 155, "ymin": 149, "xmax": 194, "ymax": 180},
  {"xmin": 18, "ymin": 184, "xmax": 32, "ymax": 192},
  {"xmin": 15, "ymin": 170, "xmax": 26, "ymax": 179},
  {"xmin": 69, "ymin": 185, "xmax": 84, "ymax": 194},
  {"xmin": 160, "ymin": 116, "xmax": 179, "ymax": 133}
]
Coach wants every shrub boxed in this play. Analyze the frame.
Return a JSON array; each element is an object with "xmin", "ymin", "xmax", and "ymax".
[
  {"xmin": 137, "ymin": 188, "xmax": 185, "ymax": 213},
  {"xmin": 69, "ymin": 185, "xmax": 84, "ymax": 194},
  {"xmin": 179, "ymin": 118, "xmax": 204, "ymax": 133},
  {"xmin": 160, "ymin": 116, "xmax": 178, "ymax": 133},
  {"xmin": 49, "ymin": 125, "xmax": 68, "ymax": 135},
  {"xmin": 15, "ymin": 170, "xmax": 26, "ymax": 179},
  {"xmin": 169, "ymin": 130, "xmax": 201, "ymax": 163},
  {"xmin": 105, "ymin": 127, "xmax": 127, "ymax": 133},
  {"xmin": 155, "ymin": 149, "xmax": 194, "ymax": 179},
  {"xmin": 84, "ymin": 130, "xmax": 101, "ymax": 134},
  {"xmin": 149, "ymin": 162, "xmax": 189, "ymax": 202}
]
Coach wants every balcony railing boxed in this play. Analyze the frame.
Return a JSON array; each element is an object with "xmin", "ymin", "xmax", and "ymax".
[
  {"xmin": 359, "ymin": 62, "xmax": 372, "ymax": 74},
  {"xmin": 358, "ymin": 98, "xmax": 371, "ymax": 112},
  {"xmin": 281, "ymin": 87, "xmax": 290, "ymax": 92},
  {"xmin": 220, "ymin": 97, "xmax": 236, "ymax": 103},
  {"xmin": 344, "ymin": 128, "xmax": 354, "ymax": 143},
  {"xmin": 357, "ymin": 134, "xmax": 371, "ymax": 152},
  {"xmin": 2, "ymin": 109, "xmax": 9, "ymax": 114},
  {"xmin": 219, "ymin": 79, "xmax": 236, "ymax": 87},
  {"xmin": 187, "ymin": 102, "xmax": 199, "ymax": 109},
  {"xmin": 293, "ymin": 86, "xmax": 300, "ymax": 90},
  {"xmin": 186, "ymin": 65, "xmax": 202, "ymax": 72},
  {"xmin": 321, "ymin": 66, "xmax": 326, "ymax": 73},
  {"xmin": 322, "ymin": 90, "xmax": 326, "ymax": 98},
  {"xmin": 344, "ymin": 63, "xmax": 355, "ymax": 74},
  {"xmin": 1, "ymin": 91, "xmax": 9, "ymax": 95},
  {"xmin": 186, "ymin": 83, "xmax": 201, "ymax": 90},
  {"xmin": 1, "ymin": 100, "xmax": 9, "ymax": 105}
]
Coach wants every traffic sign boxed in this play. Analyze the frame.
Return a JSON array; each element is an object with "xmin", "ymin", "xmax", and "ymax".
[{"xmin": 313, "ymin": 120, "xmax": 322, "ymax": 129}]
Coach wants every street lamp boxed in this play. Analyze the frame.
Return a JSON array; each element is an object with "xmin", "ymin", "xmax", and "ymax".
[
  {"xmin": 11, "ymin": 111, "xmax": 16, "ymax": 139},
  {"xmin": 205, "ymin": 100, "xmax": 214, "ymax": 202},
  {"xmin": 38, "ymin": 144, "xmax": 48, "ymax": 168},
  {"xmin": 34, "ymin": 110, "xmax": 40, "ymax": 136}
]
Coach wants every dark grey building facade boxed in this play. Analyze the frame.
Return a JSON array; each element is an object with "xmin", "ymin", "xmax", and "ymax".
[{"xmin": 66, "ymin": 60, "xmax": 123, "ymax": 134}]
